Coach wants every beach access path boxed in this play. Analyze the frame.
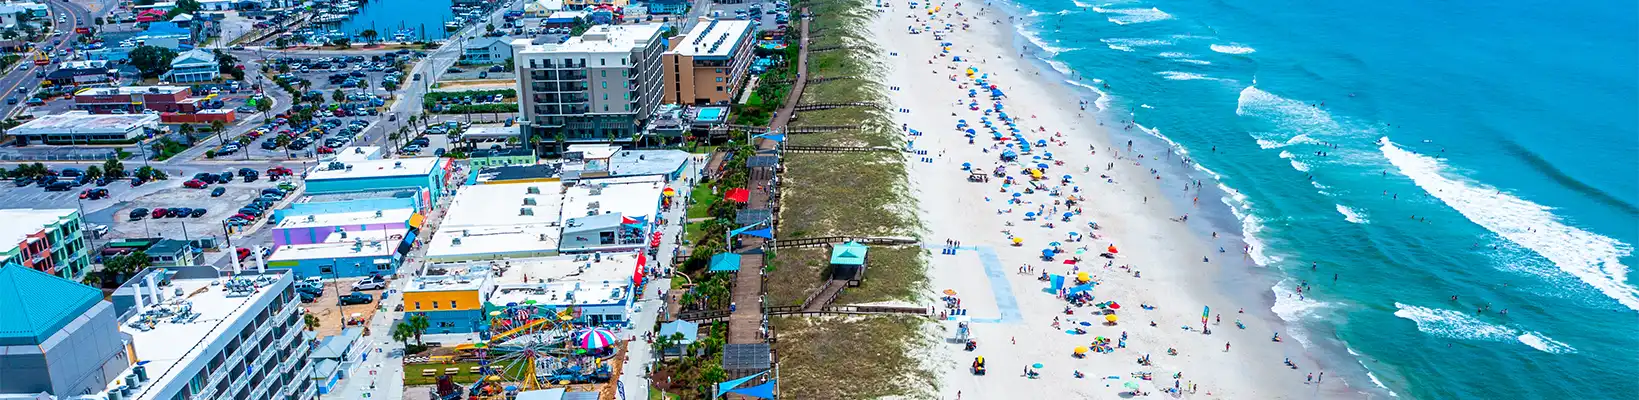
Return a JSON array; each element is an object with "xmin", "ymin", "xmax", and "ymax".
[{"xmin": 727, "ymin": 10, "xmax": 811, "ymax": 346}]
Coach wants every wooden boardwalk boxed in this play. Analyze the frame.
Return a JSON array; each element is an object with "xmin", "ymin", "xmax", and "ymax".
[{"xmin": 725, "ymin": 12, "xmax": 811, "ymax": 348}]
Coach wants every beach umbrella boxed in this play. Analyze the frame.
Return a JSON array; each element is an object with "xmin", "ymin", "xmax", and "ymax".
[
  {"xmin": 1050, "ymin": 241, "xmax": 1061, "ymax": 247},
  {"xmin": 1012, "ymin": 237, "xmax": 1024, "ymax": 244},
  {"xmin": 1107, "ymin": 245, "xmax": 1120, "ymax": 254},
  {"xmin": 662, "ymin": 188, "xmax": 676, "ymax": 197},
  {"xmin": 962, "ymin": 162, "xmax": 972, "ymax": 169},
  {"xmin": 1041, "ymin": 249, "xmax": 1055, "ymax": 258},
  {"xmin": 1074, "ymin": 346, "xmax": 1088, "ymax": 354},
  {"xmin": 1063, "ymin": 175, "xmax": 1073, "ymax": 180},
  {"xmin": 575, "ymin": 329, "xmax": 617, "ymax": 349},
  {"xmin": 1013, "ymin": 193, "xmax": 1022, "ymax": 198},
  {"xmin": 1124, "ymin": 381, "xmax": 1141, "ymax": 390},
  {"xmin": 943, "ymin": 289, "xmax": 958, "ymax": 296},
  {"xmin": 1108, "ymin": 302, "xmax": 1121, "ymax": 310},
  {"xmin": 1037, "ymin": 163, "xmax": 1049, "ymax": 169},
  {"xmin": 1063, "ymin": 212, "xmax": 1073, "ymax": 218},
  {"xmin": 1025, "ymin": 212, "xmax": 1036, "ymax": 217},
  {"xmin": 1032, "ymin": 363, "xmax": 1045, "ymax": 369},
  {"xmin": 1105, "ymin": 314, "xmax": 1118, "ymax": 322},
  {"xmin": 1076, "ymin": 271, "xmax": 1090, "ymax": 282}
]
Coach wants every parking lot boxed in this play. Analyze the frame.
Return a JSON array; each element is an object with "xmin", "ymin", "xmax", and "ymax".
[
  {"xmin": 300, "ymin": 276, "xmax": 391, "ymax": 338},
  {"xmin": 102, "ymin": 180, "xmax": 284, "ymax": 241}
]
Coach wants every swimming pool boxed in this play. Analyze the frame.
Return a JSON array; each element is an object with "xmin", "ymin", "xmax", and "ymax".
[{"xmin": 696, "ymin": 107, "xmax": 726, "ymax": 122}]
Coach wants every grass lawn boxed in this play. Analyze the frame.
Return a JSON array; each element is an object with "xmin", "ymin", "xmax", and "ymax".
[
  {"xmin": 771, "ymin": 315, "xmax": 933, "ymax": 399},
  {"xmin": 402, "ymin": 360, "xmax": 526, "ymax": 386},
  {"xmin": 779, "ymin": 152, "xmax": 913, "ymax": 239},
  {"xmin": 835, "ymin": 246, "xmax": 927, "ymax": 304},
  {"xmin": 685, "ymin": 180, "xmax": 719, "ymax": 220},
  {"xmin": 684, "ymin": 221, "xmax": 709, "ymax": 246}
]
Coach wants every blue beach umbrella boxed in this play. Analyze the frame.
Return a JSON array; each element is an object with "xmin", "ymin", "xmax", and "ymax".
[
  {"xmin": 1025, "ymin": 212, "xmax": 1036, "ymax": 217},
  {"xmin": 1013, "ymin": 193, "xmax": 1023, "ymax": 198}
]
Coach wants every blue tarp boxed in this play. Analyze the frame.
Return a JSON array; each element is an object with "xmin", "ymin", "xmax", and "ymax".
[
  {"xmin": 1067, "ymin": 283, "xmax": 1095, "ymax": 295},
  {"xmin": 739, "ymin": 228, "xmax": 774, "ymax": 239},
  {"xmin": 1049, "ymin": 274, "xmax": 1066, "ymax": 292},
  {"xmin": 709, "ymin": 253, "xmax": 742, "ymax": 272}
]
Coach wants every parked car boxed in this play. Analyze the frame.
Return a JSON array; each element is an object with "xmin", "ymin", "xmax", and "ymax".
[
  {"xmin": 352, "ymin": 275, "xmax": 387, "ymax": 291},
  {"xmin": 183, "ymin": 179, "xmax": 208, "ymax": 189},
  {"xmin": 211, "ymin": 187, "xmax": 226, "ymax": 197},
  {"xmin": 44, "ymin": 182, "xmax": 73, "ymax": 191},
  {"xmin": 338, "ymin": 292, "xmax": 374, "ymax": 306},
  {"xmin": 129, "ymin": 208, "xmax": 148, "ymax": 220},
  {"xmin": 190, "ymin": 208, "xmax": 207, "ymax": 218},
  {"xmin": 13, "ymin": 177, "xmax": 32, "ymax": 187},
  {"xmin": 236, "ymin": 247, "xmax": 252, "ymax": 261},
  {"xmin": 152, "ymin": 208, "xmax": 169, "ymax": 218}
]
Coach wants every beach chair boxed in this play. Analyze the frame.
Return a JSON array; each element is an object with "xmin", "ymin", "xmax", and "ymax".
[
  {"xmin": 444, "ymin": 367, "xmax": 460, "ymax": 376},
  {"xmin": 422, "ymin": 369, "xmax": 435, "ymax": 377},
  {"xmin": 469, "ymin": 366, "xmax": 481, "ymax": 374}
]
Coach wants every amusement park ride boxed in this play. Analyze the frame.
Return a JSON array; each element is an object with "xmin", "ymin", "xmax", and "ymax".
[{"xmin": 436, "ymin": 303, "xmax": 621, "ymax": 400}]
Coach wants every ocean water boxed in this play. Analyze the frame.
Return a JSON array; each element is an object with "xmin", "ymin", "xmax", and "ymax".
[
  {"xmin": 335, "ymin": 0, "xmax": 458, "ymax": 41},
  {"xmin": 994, "ymin": 0, "xmax": 1639, "ymax": 397}
]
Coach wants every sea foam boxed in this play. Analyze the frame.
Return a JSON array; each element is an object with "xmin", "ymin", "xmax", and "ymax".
[
  {"xmin": 1156, "ymin": 71, "xmax": 1227, "ymax": 81},
  {"xmin": 1380, "ymin": 138, "xmax": 1639, "ymax": 311},
  {"xmin": 1392, "ymin": 303, "xmax": 1576, "ymax": 353},
  {"xmin": 1092, "ymin": 6, "xmax": 1173, "ymax": 25},
  {"xmin": 1210, "ymin": 43, "xmax": 1257, "ymax": 54},
  {"xmin": 1017, "ymin": 25, "xmax": 1077, "ymax": 54},
  {"xmin": 1335, "ymin": 204, "xmax": 1367, "ymax": 224}
]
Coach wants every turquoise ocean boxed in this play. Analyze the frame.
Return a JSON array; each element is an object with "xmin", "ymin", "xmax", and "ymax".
[{"xmin": 989, "ymin": 0, "xmax": 1639, "ymax": 397}]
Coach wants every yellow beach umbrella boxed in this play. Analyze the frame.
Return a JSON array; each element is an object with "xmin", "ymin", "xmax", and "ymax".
[
  {"xmin": 1074, "ymin": 346, "xmax": 1088, "ymax": 354},
  {"xmin": 1012, "ymin": 237, "xmax": 1024, "ymax": 244},
  {"xmin": 1076, "ymin": 271, "xmax": 1090, "ymax": 282},
  {"xmin": 1105, "ymin": 314, "xmax": 1118, "ymax": 322}
]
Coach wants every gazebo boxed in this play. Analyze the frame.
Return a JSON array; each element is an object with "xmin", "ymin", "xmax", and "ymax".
[{"xmin": 830, "ymin": 241, "xmax": 869, "ymax": 286}]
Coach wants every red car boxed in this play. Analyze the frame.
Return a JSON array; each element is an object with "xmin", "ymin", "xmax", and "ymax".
[
  {"xmin": 183, "ymin": 179, "xmax": 208, "ymax": 188},
  {"xmin": 236, "ymin": 247, "xmax": 252, "ymax": 261},
  {"xmin": 266, "ymin": 166, "xmax": 294, "ymax": 175},
  {"xmin": 152, "ymin": 208, "xmax": 168, "ymax": 218},
  {"xmin": 232, "ymin": 213, "xmax": 256, "ymax": 221},
  {"xmin": 316, "ymin": 147, "xmax": 334, "ymax": 154}
]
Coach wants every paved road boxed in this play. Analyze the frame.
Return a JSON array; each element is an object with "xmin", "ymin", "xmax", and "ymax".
[{"xmin": 0, "ymin": 0, "xmax": 108, "ymax": 117}]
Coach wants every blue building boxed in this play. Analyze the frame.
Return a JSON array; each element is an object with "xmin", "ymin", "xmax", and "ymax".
[
  {"xmin": 402, "ymin": 265, "xmax": 496, "ymax": 334},
  {"xmin": 0, "ymin": 264, "xmax": 131, "ymax": 397},
  {"xmin": 647, "ymin": 0, "xmax": 688, "ymax": 15},
  {"xmin": 265, "ymin": 228, "xmax": 408, "ymax": 279},
  {"xmin": 305, "ymin": 158, "xmax": 451, "ymax": 208},
  {"xmin": 308, "ymin": 327, "xmax": 365, "ymax": 395}
]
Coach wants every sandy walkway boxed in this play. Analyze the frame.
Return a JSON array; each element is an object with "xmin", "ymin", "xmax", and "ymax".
[{"xmin": 868, "ymin": 1, "xmax": 1349, "ymax": 398}]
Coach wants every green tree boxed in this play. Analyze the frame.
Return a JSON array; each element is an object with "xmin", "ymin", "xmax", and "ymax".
[
  {"xmin": 503, "ymin": 57, "xmax": 513, "ymax": 72},
  {"xmin": 273, "ymin": 36, "xmax": 289, "ymax": 49},
  {"xmin": 102, "ymin": 251, "xmax": 152, "ymax": 283},
  {"xmin": 103, "ymin": 158, "xmax": 126, "ymax": 179},
  {"xmin": 331, "ymin": 37, "xmax": 350, "ymax": 49},
  {"xmin": 407, "ymin": 313, "xmax": 430, "ymax": 345},
  {"xmin": 85, "ymin": 165, "xmax": 103, "ymax": 180},
  {"xmin": 129, "ymin": 46, "xmax": 179, "ymax": 78},
  {"xmin": 332, "ymin": 89, "xmax": 346, "ymax": 103},
  {"xmin": 392, "ymin": 321, "xmax": 415, "ymax": 345},
  {"xmin": 304, "ymin": 313, "xmax": 321, "ymax": 331},
  {"xmin": 382, "ymin": 80, "xmax": 398, "ymax": 93},
  {"xmin": 485, "ymin": 23, "xmax": 495, "ymax": 33},
  {"xmin": 164, "ymin": 0, "xmax": 201, "ymax": 19},
  {"xmin": 94, "ymin": 17, "xmax": 104, "ymax": 25},
  {"xmin": 361, "ymin": 29, "xmax": 378, "ymax": 44},
  {"xmin": 255, "ymin": 97, "xmax": 272, "ymax": 120}
]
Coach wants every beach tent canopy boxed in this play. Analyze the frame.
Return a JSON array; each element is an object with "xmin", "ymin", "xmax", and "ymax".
[
  {"xmin": 709, "ymin": 253, "xmax": 742, "ymax": 272},
  {"xmin": 714, "ymin": 370, "xmax": 769, "ymax": 398},
  {"xmin": 724, "ymin": 188, "xmax": 751, "ymax": 203},
  {"xmin": 728, "ymin": 381, "xmax": 778, "ymax": 399},
  {"xmin": 657, "ymin": 320, "xmax": 699, "ymax": 344},
  {"xmin": 830, "ymin": 241, "xmax": 869, "ymax": 266}
]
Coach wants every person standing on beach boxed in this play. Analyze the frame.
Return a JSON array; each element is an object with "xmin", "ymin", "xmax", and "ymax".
[{"xmin": 1307, "ymin": 373, "xmax": 1313, "ymax": 383}]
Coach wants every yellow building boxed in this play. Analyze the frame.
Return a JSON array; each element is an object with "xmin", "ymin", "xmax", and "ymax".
[{"xmin": 400, "ymin": 265, "xmax": 495, "ymax": 334}]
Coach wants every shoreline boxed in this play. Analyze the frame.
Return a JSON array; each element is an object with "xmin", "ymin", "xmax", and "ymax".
[
  {"xmin": 869, "ymin": 0, "xmax": 1375, "ymax": 397},
  {"xmin": 987, "ymin": 1, "xmax": 1402, "ymax": 397}
]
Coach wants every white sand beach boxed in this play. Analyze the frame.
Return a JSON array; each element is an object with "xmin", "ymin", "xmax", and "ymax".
[{"xmin": 867, "ymin": 1, "xmax": 1357, "ymax": 398}]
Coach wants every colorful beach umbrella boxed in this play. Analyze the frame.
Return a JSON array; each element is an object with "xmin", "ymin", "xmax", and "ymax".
[
  {"xmin": 575, "ymin": 329, "xmax": 617, "ymax": 349},
  {"xmin": 662, "ymin": 188, "xmax": 677, "ymax": 197}
]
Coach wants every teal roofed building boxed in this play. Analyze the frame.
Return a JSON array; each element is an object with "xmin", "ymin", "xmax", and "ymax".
[
  {"xmin": 0, "ymin": 263, "xmax": 132, "ymax": 396},
  {"xmin": 830, "ymin": 241, "xmax": 868, "ymax": 286}
]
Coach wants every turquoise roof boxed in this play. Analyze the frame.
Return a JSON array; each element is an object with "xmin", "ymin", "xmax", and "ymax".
[
  {"xmin": 830, "ymin": 242, "xmax": 869, "ymax": 266},
  {"xmin": 0, "ymin": 263, "xmax": 104, "ymax": 345}
]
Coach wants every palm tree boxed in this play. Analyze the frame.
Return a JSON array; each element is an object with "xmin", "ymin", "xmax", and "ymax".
[
  {"xmin": 392, "ymin": 322, "xmax": 415, "ymax": 345},
  {"xmin": 360, "ymin": 29, "xmax": 378, "ymax": 44},
  {"xmin": 303, "ymin": 313, "xmax": 321, "ymax": 331},
  {"xmin": 85, "ymin": 165, "xmax": 103, "ymax": 180},
  {"xmin": 407, "ymin": 313, "xmax": 430, "ymax": 345}
]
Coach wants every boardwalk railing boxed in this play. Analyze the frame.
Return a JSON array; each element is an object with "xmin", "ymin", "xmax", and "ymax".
[
  {"xmin": 677, "ymin": 309, "xmax": 732, "ymax": 323},
  {"xmin": 773, "ymin": 236, "xmax": 920, "ymax": 249}
]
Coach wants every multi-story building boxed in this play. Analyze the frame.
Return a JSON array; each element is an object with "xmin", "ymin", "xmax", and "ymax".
[
  {"xmin": 107, "ymin": 268, "xmax": 316, "ymax": 400},
  {"xmin": 0, "ymin": 264, "xmax": 132, "ymax": 397},
  {"xmin": 72, "ymin": 85, "xmax": 198, "ymax": 114},
  {"xmin": 401, "ymin": 264, "xmax": 496, "ymax": 334},
  {"xmin": 0, "ymin": 209, "xmax": 90, "ymax": 280},
  {"xmin": 512, "ymin": 24, "xmax": 666, "ymax": 148},
  {"xmin": 304, "ymin": 158, "xmax": 452, "ymax": 205},
  {"xmin": 162, "ymin": 48, "xmax": 219, "ymax": 83},
  {"xmin": 663, "ymin": 19, "xmax": 756, "ymax": 105}
]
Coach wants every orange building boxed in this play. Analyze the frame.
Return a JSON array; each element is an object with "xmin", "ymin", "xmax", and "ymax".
[{"xmin": 662, "ymin": 19, "xmax": 756, "ymax": 105}]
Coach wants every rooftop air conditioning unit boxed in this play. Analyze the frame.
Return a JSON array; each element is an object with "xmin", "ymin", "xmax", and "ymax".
[
  {"xmin": 527, "ymin": 186, "xmax": 540, "ymax": 194},
  {"xmin": 452, "ymin": 237, "xmax": 462, "ymax": 246}
]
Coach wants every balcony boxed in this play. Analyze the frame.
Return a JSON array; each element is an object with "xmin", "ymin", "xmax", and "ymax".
[
  {"xmin": 225, "ymin": 375, "xmax": 250, "ymax": 398},
  {"xmin": 196, "ymin": 384, "xmax": 218, "ymax": 400}
]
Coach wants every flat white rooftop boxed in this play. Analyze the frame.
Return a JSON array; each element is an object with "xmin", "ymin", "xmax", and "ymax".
[
  {"xmin": 670, "ymin": 19, "xmax": 752, "ymax": 58},
  {"xmin": 120, "ymin": 273, "xmax": 286, "ymax": 400},
  {"xmin": 0, "ymin": 209, "xmax": 75, "ymax": 254},
  {"xmin": 332, "ymin": 146, "xmax": 382, "ymax": 162},
  {"xmin": 275, "ymin": 208, "xmax": 414, "ymax": 230},
  {"xmin": 307, "ymin": 157, "xmax": 441, "ymax": 181},
  {"xmin": 426, "ymin": 182, "xmax": 565, "ymax": 260},
  {"xmin": 11, "ymin": 112, "xmax": 159, "ymax": 134},
  {"xmin": 405, "ymin": 264, "xmax": 495, "ymax": 293},
  {"xmin": 74, "ymin": 85, "xmax": 188, "ymax": 96},
  {"xmin": 516, "ymin": 23, "xmax": 664, "ymax": 55},
  {"xmin": 268, "ymin": 229, "xmax": 405, "ymax": 261},
  {"xmin": 560, "ymin": 175, "xmax": 664, "ymax": 224},
  {"xmin": 483, "ymin": 252, "xmax": 644, "ymax": 307}
]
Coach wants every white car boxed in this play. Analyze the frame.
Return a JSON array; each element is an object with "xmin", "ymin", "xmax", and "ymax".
[{"xmin": 352, "ymin": 275, "xmax": 387, "ymax": 291}]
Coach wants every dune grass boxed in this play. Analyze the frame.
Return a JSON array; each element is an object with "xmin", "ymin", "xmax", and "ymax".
[{"xmin": 771, "ymin": 315, "xmax": 934, "ymax": 400}]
